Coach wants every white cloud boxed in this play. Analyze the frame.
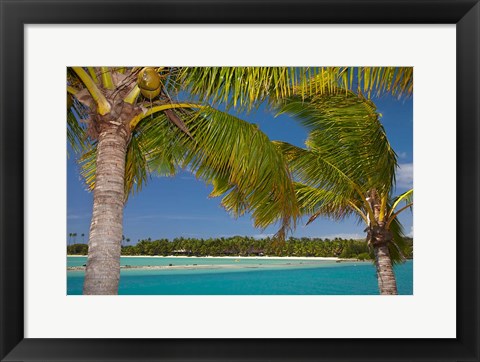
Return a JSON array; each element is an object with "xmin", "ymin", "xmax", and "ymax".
[
  {"xmin": 398, "ymin": 152, "xmax": 408, "ymax": 159},
  {"xmin": 396, "ymin": 163, "xmax": 413, "ymax": 189}
]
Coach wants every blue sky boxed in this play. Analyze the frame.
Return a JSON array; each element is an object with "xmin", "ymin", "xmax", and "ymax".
[{"xmin": 67, "ymin": 95, "xmax": 413, "ymax": 244}]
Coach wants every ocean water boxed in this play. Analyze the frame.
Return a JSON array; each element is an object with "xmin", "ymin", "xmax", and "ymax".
[{"xmin": 67, "ymin": 257, "xmax": 413, "ymax": 295}]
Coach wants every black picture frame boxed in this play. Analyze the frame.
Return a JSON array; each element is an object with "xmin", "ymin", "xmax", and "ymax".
[{"xmin": 1, "ymin": 1, "xmax": 479, "ymax": 361}]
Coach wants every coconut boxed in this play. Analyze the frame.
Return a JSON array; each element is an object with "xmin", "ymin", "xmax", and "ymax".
[{"xmin": 137, "ymin": 67, "xmax": 161, "ymax": 91}]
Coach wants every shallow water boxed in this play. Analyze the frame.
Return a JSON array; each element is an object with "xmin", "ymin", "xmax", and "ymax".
[{"xmin": 67, "ymin": 257, "xmax": 413, "ymax": 295}]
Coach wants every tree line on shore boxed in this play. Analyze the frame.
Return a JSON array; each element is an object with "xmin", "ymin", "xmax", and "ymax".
[{"xmin": 67, "ymin": 236, "xmax": 413, "ymax": 260}]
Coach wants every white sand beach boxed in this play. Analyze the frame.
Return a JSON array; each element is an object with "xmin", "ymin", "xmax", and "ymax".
[
  {"xmin": 66, "ymin": 255, "xmax": 367, "ymax": 271},
  {"xmin": 68, "ymin": 255, "xmax": 341, "ymax": 260}
]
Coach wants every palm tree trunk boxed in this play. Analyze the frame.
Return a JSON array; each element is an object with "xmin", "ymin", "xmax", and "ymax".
[
  {"xmin": 367, "ymin": 190, "xmax": 398, "ymax": 295},
  {"xmin": 83, "ymin": 120, "xmax": 129, "ymax": 295},
  {"xmin": 373, "ymin": 242, "xmax": 398, "ymax": 295}
]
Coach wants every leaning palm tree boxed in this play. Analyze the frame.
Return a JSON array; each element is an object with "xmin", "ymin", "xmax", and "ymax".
[{"xmin": 273, "ymin": 90, "xmax": 413, "ymax": 295}]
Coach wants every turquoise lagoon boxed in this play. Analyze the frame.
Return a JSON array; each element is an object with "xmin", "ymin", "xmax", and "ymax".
[{"xmin": 67, "ymin": 256, "xmax": 413, "ymax": 295}]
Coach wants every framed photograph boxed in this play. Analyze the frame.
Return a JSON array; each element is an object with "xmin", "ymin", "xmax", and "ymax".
[{"xmin": 1, "ymin": 0, "xmax": 479, "ymax": 361}]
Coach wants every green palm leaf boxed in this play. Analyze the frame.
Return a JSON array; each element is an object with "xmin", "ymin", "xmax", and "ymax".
[
  {"xmin": 301, "ymin": 67, "xmax": 413, "ymax": 100},
  {"xmin": 352, "ymin": 67, "xmax": 413, "ymax": 99},
  {"xmin": 386, "ymin": 188, "xmax": 413, "ymax": 229},
  {"xmin": 77, "ymin": 145, "xmax": 97, "ymax": 192},
  {"xmin": 67, "ymin": 96, "xmax": 90, "ymax": 157},
  {"xmin": 176, "ymin": 67, "xmax": 326, "ymax": 111},
  {"xmin": 134, "ymin": 111, "xmax": 188, "ymax": 178},
  {"xmin": 273, "ymin": 141, "xmax": 361, "ymax": 203},
  {"xmin": 180, "ymin": 106, "xmax": 300, "ymax": 238},
  {"xmin": 275, "ymin": 91, "xmax": 397, "ymax": 195},
  {"xmin": 386, "ymin": 214, "xmax": 408, "ymax": 264},
  {"xmin": 390, "ymin": 188, "xmax": 413, "ymax": 214},
  {"xmin": 292, "ymin": 182, "xmax": 356, "ymax": 222},
  {"xmin": 175, "ymin": 67, "xmax": 412, "ymax": 112}
]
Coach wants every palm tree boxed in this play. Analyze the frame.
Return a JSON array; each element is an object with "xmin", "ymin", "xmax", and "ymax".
[
  {"xmin": 273, "ymin": 90, "xmax": 413, "ymax": 295},
  {"xmin": 67, "ymin": 67, "xmax": 323, "ymax": 294}
]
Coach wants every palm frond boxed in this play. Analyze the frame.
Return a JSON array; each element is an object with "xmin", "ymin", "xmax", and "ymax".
[
  {"xmin": 176, "ymin": 67, "xmax": 326, "ymax": 112},
  {"xmin": 134, "ymin": 111, "xmax": 189, "ymax": 178},
  {"xmin": 71, "ymin": 67, "xmax": 111, "ymax": 115},
  {"xmin": 273, "ymin": 141, "xmax": 362, "ymax": 203},
  {"xmin": 386, "ymin": 189, "xmax": 413, "ymax": 228},
  {"xmin": 290, "ymin": 67, "xmax": 348, "ymax": 98},
  {"xmin": 67, "ymin": 97, "xmax": 90, "ymax": 157},
  {"xmin": 352, "ymin": 67, "xmax": 413, "ymax": 99},
  {"xmin": 120, "ymin": 67, "xmax": 413, "ymax": 112},
  {"xmin": 123, "ymin": 135, "xmax": 149, "ymax": 201},
  {"xmin": 181, "ymin": 106, "xmax": 300, "ymax": 238},
  {"xmin": 275, "ymin": 92, "xmax": 397, "ymax": 195},
  {"xmin": 390, "ymin": 188, "xmax": 413, "ymax": 214},
  {"xmin": 387, "ymin": 215, "xmax": 408, "ymax": 264},
  {"xmin": 78, "ymin": 145, "xmax": 97, "ymax": 193},
  {"xmin": 212, "ymin": 178, "xmax": 250, "ymax": 219},
  {"xmin": 292, "ymin": 182, "xmax": 357, "ymax": 223}
]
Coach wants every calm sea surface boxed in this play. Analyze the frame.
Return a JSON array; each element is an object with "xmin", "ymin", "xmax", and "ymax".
[{"xmin": 67, "ymin": 256, "xmax": 413, "ymax": 295}]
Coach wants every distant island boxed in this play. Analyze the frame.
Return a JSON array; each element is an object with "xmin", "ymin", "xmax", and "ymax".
[{"xmin": 67, "ymin": 236, "xmax": 413, "ymax": 261}]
